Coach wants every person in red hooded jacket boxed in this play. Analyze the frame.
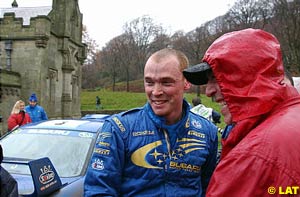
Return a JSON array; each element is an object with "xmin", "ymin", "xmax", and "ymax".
[
  {"xmin": 183, "ymin": 28, "xmax": 300, "ymax": 196},
  {"xmin": 7, "ymin": 100, "xmax": 32, "ymax": 131}
]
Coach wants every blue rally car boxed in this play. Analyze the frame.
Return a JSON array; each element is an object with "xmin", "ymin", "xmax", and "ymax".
[{"xmin": 0, "ymin": 116, "xmax": 109, "ymax": 196}]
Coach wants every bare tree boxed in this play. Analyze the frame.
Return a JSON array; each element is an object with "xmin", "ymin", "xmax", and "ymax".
[
  {"xmin": 82, "ymin": 0, "xmax": 300, "ymax": 90},
  {"xmin": 123, "ymin": 15, "xmax": 165, "ymax": 76},
  {"xmin": 268, "ymin": 0, "xmax": 300, "ymax": 73},
  {"xmin": 101, "ymin": 38, "xmax": 124, "ymax": 91},
  {"xmin": 226, "ymin": 0, "xmax": 271, "ymax": 29},
  {"xmin": 170, "ymin": 31, "xmax": 190, "ymax": 56},
  {"xmin": 148, "ymin": 33, "xmax": 172, "ymax": 54},
  {"xmin": 82, "ymin": 25, "xmax": 99, "ymax": 64}
]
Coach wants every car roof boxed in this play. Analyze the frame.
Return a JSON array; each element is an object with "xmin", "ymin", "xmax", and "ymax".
[
  {"xmin": 20, "ymin": 119, "xmax": 106, "ymax": 133},
  {"xmin": 81, "ymin": 114, "xmax": 110, "ymax": 120}
]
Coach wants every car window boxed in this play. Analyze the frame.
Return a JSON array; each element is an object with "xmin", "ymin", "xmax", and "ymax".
[{"xmin": 1, "ymin": 129, "xmax": 95, "ymax": 178}]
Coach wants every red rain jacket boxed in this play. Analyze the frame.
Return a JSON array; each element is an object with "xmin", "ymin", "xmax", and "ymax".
[
  {"xmin": 204, "ymin": 29, "xmax": 300, "ymax": 196},
  {"xmin": 7, "ymin": 111, "xmax": 32, "ymax": 131}
]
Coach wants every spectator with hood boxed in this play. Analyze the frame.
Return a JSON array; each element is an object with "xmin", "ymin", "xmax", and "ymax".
[
  {"xmin": 183, "ymin": 28, "xmax": 300, "ymax": 196},
  {"xmin": 25, "ymin": 93, "xmax": 48, "ymax": 123}
]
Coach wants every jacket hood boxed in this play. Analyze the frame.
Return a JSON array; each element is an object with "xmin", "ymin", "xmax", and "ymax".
[{"xmin": 203, "ymin": 28, "xmax": 293, "ymax": 123}]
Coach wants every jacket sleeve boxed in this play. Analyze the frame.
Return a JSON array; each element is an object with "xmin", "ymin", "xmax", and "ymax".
[
  {"xmin": 41, "ymin": 108, "xmax": 48, "ymax": 120},
  {"xmin": 206, "ymin": 152, "xmax": 289, "ymax": 197},
  {"xmin": 84, "ymin": 120, "xmax": 125, "ymax": 197},
  {"xmin": 7, "ymin": 115, "xmax": 18, "ymax": 131},
  {"xmin": 201, "ymin": 123, "xmax": 218, "ymax": 196},
  {"xmin": 26, "ymin": 114, "xmax": 32, "ymax": 123}
]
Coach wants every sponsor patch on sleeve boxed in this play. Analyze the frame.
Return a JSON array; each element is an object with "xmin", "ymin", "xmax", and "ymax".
[{"xmin": 112, "ymin": 117, "xmax": 126, "ymax": 132}]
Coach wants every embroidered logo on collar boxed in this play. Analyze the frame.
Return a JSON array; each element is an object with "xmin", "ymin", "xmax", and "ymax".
[{"xmin": 191, "ymin": 119, "xmax": 202, "ymax": 129}]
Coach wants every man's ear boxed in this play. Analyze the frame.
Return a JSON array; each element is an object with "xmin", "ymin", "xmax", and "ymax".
[{"xmin": 184, "ymin": 79, "xmax": 191, "ymax": 90}]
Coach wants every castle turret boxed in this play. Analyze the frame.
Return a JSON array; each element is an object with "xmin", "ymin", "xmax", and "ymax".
[{"xmin": 12, "ymin": 0, "xmax": 18, "ymax": 8}]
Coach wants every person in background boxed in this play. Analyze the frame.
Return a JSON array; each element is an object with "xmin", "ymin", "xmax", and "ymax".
[
  {"xmin": 183, "ymin": 28, "xmax": 300, "ymax": 196},
  {"xmin": 84, "ymin": 48, "xmax": 218, "ymax": 197},
  {"xmin": 191, "ymin": 97, "xmax": 221, "ymax": 124},
  {"xmin": 0, "ymin": 144, "xmax": 18, "ymax": 197},
  {"xmin": 95, "ymin": 96, "xmax": 102, "ymax": 110},
  {"xmin": 25, "ymin": 93, "xmax": 48, "ymax": 123},
  {"xmin": 7, "ymin": 100, "xmax": 32, "ymax": 131}
]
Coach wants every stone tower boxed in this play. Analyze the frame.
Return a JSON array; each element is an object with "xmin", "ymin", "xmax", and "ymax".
[{"xmin": 0, "ymin": 0, "xmax": 87, "ymax": 134}]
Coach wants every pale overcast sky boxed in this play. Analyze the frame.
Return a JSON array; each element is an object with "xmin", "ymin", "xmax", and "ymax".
[{"xmin": 0, "ymin": 0, "xmax": 237, "ymax": 48}]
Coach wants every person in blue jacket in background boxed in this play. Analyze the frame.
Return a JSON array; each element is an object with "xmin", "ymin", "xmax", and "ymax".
[
  {"xmin": 25, "ymin": 93, "xmax": 48, "ymax": 123},
  {"xmin": 84, "ymin": 48, "xmax": 218, "ymax": 197}
]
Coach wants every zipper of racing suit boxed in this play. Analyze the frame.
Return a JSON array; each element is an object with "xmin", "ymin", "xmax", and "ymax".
[
  {"xmin": 160, "ymin": 110, "xmax": 186, "ymax": 196},
  {"xmin": 162, "ymin": 128, "xmax": 172, "ymax": 165},
  {"xmin": 162, "ymin": 128, "xmax": 171, "ymax": 195}
]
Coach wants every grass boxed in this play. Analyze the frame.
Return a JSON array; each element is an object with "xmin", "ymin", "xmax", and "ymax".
[
  {"xmin": 81, "ymin": 87, "xmax": 224, "ymax": 149},
  {"xmin": 81, "ymin": 88, "xmax": 225, "ymax": 128},
  {"xmin": 81, "ymin": 89, "xmax": 147, "ymax": 110}
]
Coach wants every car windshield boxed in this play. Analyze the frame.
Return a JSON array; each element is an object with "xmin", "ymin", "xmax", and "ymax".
[{"xmin": 1, "ymin": 128, "xmax": 95, "ymax": 177}]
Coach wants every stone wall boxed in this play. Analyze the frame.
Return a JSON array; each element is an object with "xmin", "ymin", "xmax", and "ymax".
[
  {"xmin": 0, "ymin": 70, "xmax": 21, "ymax": 134},
  {"xmin": 0, "ymin": 0, "xmax": 86, "ymax": 135}
]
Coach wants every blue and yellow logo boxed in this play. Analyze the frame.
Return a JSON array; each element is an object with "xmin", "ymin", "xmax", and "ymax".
[{"xmin": 131, "ymin": 138, "xmax": 205, "ymax": 172}]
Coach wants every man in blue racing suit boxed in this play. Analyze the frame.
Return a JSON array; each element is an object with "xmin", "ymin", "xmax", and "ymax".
[{"xmin": 84, "ymin": 48, "xmax": 218, "ymax": 197}]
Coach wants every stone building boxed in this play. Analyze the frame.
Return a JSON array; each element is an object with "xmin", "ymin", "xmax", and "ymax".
[{"xmin": 0, "ymin": 0, "xmax": 86, "ymax": 134}]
